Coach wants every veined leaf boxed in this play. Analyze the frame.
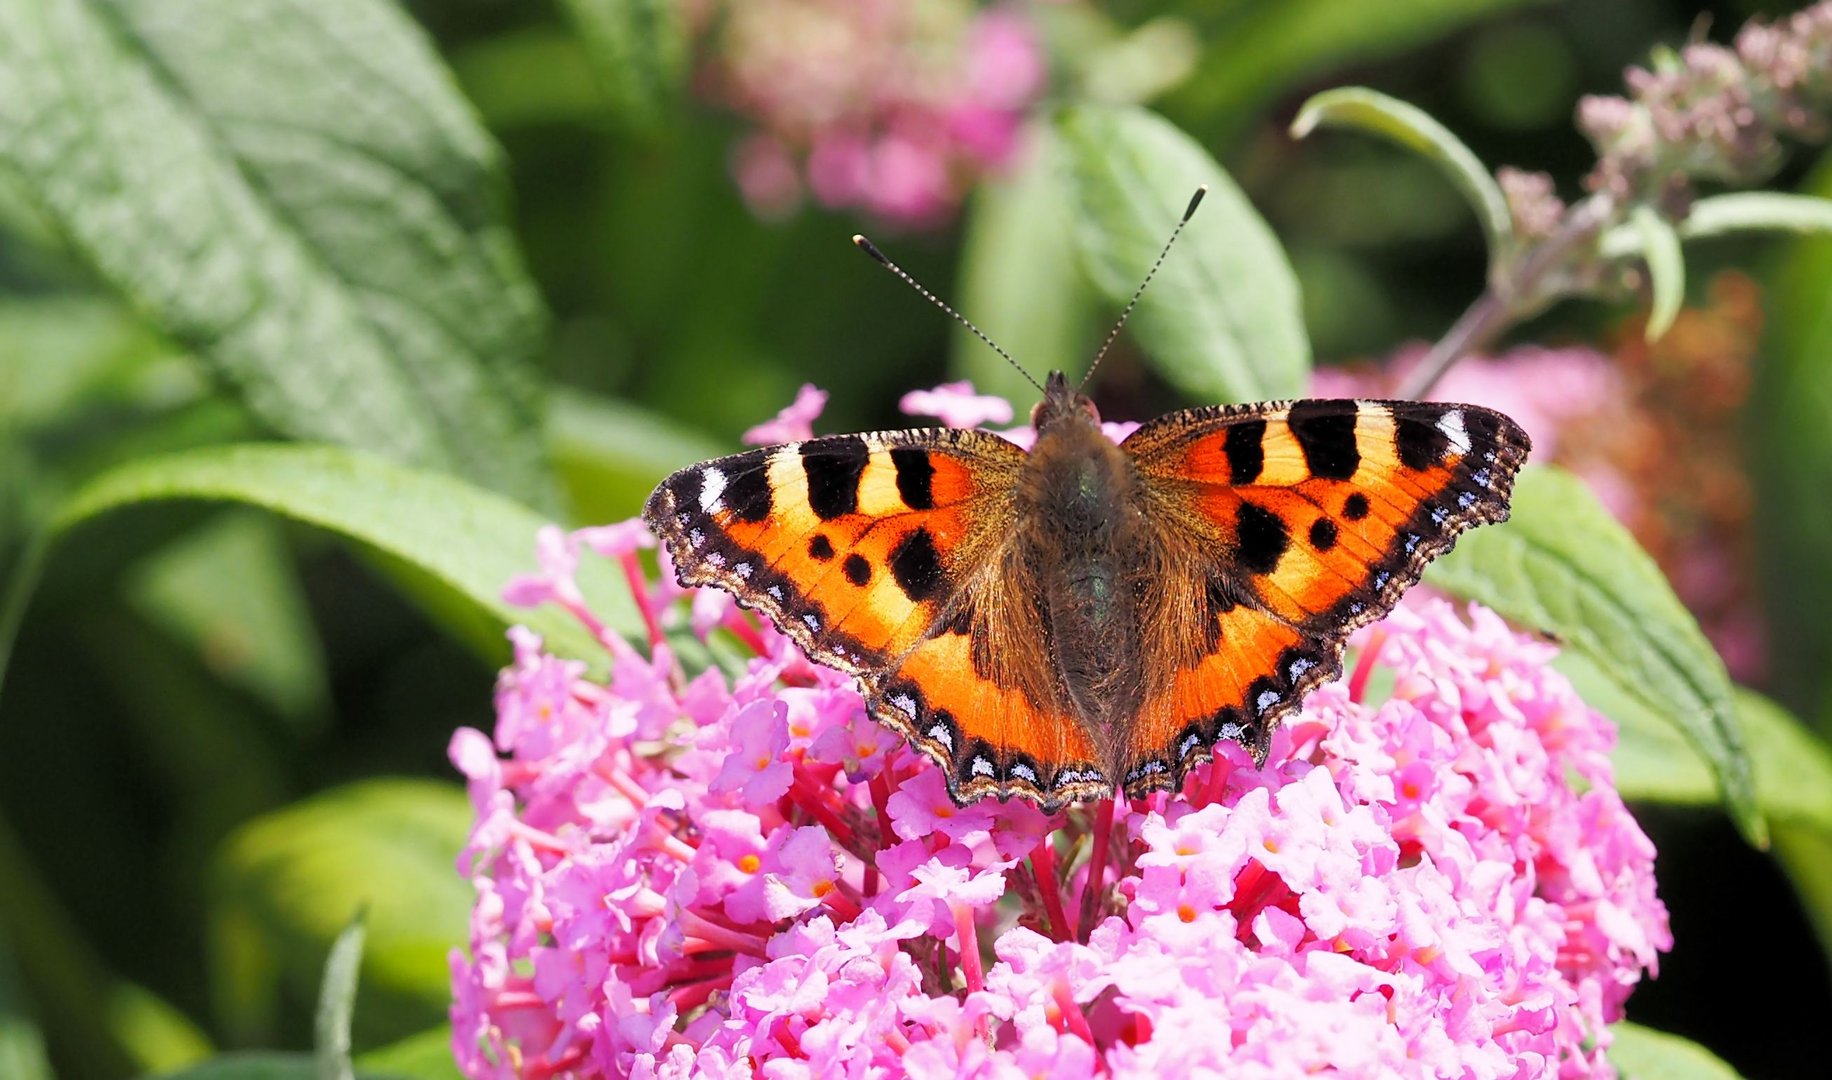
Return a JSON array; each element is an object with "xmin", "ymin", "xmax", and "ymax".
[
  {"xmin": 0, "ymin": 445, "xmax": 639, "ymax": 694},
  {"xmin": 1426, "ymin": 466, "xmax": 1761, "ymax": 846},
  {"xmin": 0, "ymin": 0, "xmax": 553, "ymax": 504},
  {"xmin": 1055, "ymin": 105, "xmax": 1310, "ymax": 404},
  {"xmin": 1291, "ymin": 87, "xmax": 1512, "ymax": 266}
]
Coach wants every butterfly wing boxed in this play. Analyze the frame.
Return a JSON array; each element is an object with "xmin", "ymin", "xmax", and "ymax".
[
  {"xmin": 1118, "ymin": 399, "xmax": 1530, "ymax": 793},
  {"xmin": 645, "ymin": 429, "xmax": 1106, "ymax": 810}
]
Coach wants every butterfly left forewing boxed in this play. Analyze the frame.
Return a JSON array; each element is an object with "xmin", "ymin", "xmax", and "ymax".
[
  {"xmin": 1119, "ymin": 399, "xmax": 1529, "ymax": 790},
  {"xmin": 644, "ymin": 428, "xmax": 1023, "ymax": 675},
  {"xmin": 647, "ymin": 427, "xmax": 1113, "ymax": 809}
]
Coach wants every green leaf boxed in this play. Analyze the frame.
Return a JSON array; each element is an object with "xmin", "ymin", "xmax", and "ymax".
[
  {"xmin": 316, "ymin": 916, "xmax": 366, "ymax": 1080},
  {"xmin": 557, "ymin": 0, "xmax": 686, "ymax": 130},
  {"xmin": 1608, "ymin": 1021, "xmax": 1747, "ymax": 1079},
  {"xmin": 0, "ymin": 936, "xmax": 51, "ymax": 1080},
  {"xmin": 211, "ymin": 780, "xmax": 471, "ymax": 1050},
  {"xmin": 952, "ymin": 121, "xmax": 1098, "ymax": 404},
  {"xmin": 0, "ymin": 0, "xmax": 553, "ymax": 504},
  {"xmin": 1426, "ymin": 466, "xmax": 1762, "ymax": 846},
  {"xmin": 355, "ymin": 1028, "xmax": 462, "ymax": 1080},
  {"xmin": 126, "ymin": 512, "xmax": 331, "ymax": 733},
  {"xmin": 1601, "ymin": 192, "xmax": 1832, "ymax": 256},
  {"xmin": 1, "ymin": 444, "xmax": 639, "ymax": 695},
  {"xmin": 1290, "ymin": 88, "xmax": 1512, "ymax": 267},
  {"xmin": 550, "ymin": 390, "xmax": 725, "ymax": 527},
  {"xmin": 1628, "ymin": 205, "xmax": 1685, "ymax": 341},
  {"xmin": 1055, "ymin": 105, "xmax": 1309, "ymax": 404}
]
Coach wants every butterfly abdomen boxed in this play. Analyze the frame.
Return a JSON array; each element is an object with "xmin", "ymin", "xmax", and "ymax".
[{"xmin": 1020, "ymin": 414, "xmax": 1151, "ymax": 739}]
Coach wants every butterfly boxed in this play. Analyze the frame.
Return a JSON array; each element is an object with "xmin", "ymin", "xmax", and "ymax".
[
  {"xmin": 644, "ymin": 194, "xmax": 1529, "ymax": 811},
  {"xmin": 645, "ymin": 376, "xmax": 1528, "ymax": 810}
]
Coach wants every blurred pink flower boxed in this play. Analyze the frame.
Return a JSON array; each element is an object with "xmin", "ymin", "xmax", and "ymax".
[
  {"xmin": 742, "ymin": 383, "xmax": 828, "ymax": 445},
  {"xmin": 899, "ymin": 380, "xmax": 1015, "ymax": 429},
  {"xmin": 451, "ymin": 385, "xmax": 1669, "ymax": 1077},
  {"xmin": 696, "ymin": 1, "xmax": 1046, "ymax": 227}
]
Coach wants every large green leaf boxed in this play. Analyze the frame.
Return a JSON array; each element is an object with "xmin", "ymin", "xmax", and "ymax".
[
  {"xmin": 1426, "ymin": 466, "xmax": 1761, "ymax": 845},
  {"xmin": 1609, "ymin": 1021, "xmax": 1746, "ymax": 1079},
  {"xmin": 951, "ymin": 122, "xmax": 1099, "ymax": 404},
  {"xmin": 0, "ymin": 0, "xmax": 552, "ymax": 504},
  {"xmin": 1055, "ymin": 106, "xmax": 1309, "ymax": 404},
  {"xmin": 210, "ymin": 780, "xmax": 471, "ymax": 1050},
  {"xmin": 1, "ymin": 444, "xmax": 640, "ymax": 693}
]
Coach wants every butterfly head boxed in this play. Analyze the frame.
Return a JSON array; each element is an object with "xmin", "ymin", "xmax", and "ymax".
[{"xmin": 1032, "ymin": 370, "xmax": 1101, "ymax": 432}]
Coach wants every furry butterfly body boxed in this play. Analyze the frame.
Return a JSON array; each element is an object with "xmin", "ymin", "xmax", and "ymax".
[{"xmin": 645, "ymin": 372, "xmax": 1528, "ymax": 811}]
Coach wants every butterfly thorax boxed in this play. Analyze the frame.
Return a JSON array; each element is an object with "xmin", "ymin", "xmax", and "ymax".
[{"xmin": 1016, "ymin": 375, "xmax": 1150, "ymax": 742}]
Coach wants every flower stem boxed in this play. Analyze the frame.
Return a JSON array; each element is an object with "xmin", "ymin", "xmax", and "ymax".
[
  {"xmin": 1347, "ymin": 628, "xmax": 1388, "ymax": 705},
  {"xmin": 1398, "ymin": 194, "xmax": 1615, "ymax": 400},
  {"xmin": 1078, "ymin": 798, "xmax": 1117, "ymax": 941},
  {"xmin": 1031, "ymin": 837, "xmax": 1071, "ymax": 942},
  {"xmin": 953, "ymin": 902, "xmax": 985, "ymax": 994}
]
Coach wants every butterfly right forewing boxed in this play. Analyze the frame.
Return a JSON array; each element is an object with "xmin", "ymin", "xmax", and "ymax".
[{"xmin": 1117, "ymin": 399, "xmax": 1530, "ymax": 793}]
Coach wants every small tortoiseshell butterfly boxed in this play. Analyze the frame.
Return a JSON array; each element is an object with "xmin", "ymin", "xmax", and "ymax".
[{"xmin": 645, "ymin": 192, "xmax": 1529, "ymax": 812}]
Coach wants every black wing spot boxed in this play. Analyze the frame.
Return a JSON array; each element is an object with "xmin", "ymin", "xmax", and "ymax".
[
  {"xmin": 802, "ymin": 437, "xmax": 870, "ymax": 520},
  {"xmin": 809, "ymin": 535, "xmax": 835, "ymax": 561},
  {"xmin": 1288, "ymin": 402, "xmax": 1359, "ymax": 480},
  {"xmin": 889, "ymin": 528, "xmax": 945, "ymax": 602},
  {"xmin": 1224, "ymin": 420, "xmax": 1266, "ymax": 485},
  {"xmin": 843, "ymin": 553, "xmax": 872, "ymax": 586},
  {"xmin": 1395, "ymin": 416, "xmax": 1450, "ymax": 471},
  {"xmin": 1343, "ymin": 493, "xmax": 1371, "ymax": 521},
  {"xmin": 1236, "ymin": 500, "xmax": 1290, "ymax": 575},
  {"xmin": 1309, "ymin": 518, "xmax": 1339, "ymax": 552},
  {"xmin": 890, "ymin": 446, "xmax": 936, "ymax": 510},
  {"xmin": 725, "ymin": 466, "xmax": 773, "ymax": 523}
]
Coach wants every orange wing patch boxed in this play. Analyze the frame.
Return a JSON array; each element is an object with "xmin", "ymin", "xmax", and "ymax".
[
  {"xmin": 644, "ymin": 428, "xmax": 1022, "ymax": 676},
  {"xmin": 1125, "ymin": 603, "xmax": 1333, "ymax": 796},
  {"xmin": 869, "ymin": 630, "xmax": 1108, "ymax": 812}
]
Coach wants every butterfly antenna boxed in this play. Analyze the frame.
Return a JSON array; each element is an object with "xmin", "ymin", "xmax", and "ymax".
[
  {"xmin": 852, "ymin": 234, "xmax": 1044, "ymax": 395},
  {"xmin": 1080, "ymin": 185, "xmax": 1207, "ymax": 391}
]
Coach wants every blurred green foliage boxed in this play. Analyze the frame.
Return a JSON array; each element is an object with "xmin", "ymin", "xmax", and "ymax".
[{"xmin": 3, "ymin": 1, "xmax": 1831, "ymax": 1078}]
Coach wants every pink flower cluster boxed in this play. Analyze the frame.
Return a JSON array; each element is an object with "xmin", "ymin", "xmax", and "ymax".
[
  {"xmin": 691, "ymin": 0, "xmax": 1046, "ymax": 226},
  {"xmin": 450, "ymin": 387, "xmax": 1669, "ymax": 1078}
]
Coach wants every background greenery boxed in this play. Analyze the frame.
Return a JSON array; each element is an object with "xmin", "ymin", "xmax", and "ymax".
[{"xmin": 2, "ymin": 1, "xmax": 1829, "ymax": 1077}]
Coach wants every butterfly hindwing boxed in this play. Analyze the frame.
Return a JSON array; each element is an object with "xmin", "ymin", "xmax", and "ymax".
[{"xmin": 1119, "ymin": 399, "xmax": 1529, "ymax": 790}]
